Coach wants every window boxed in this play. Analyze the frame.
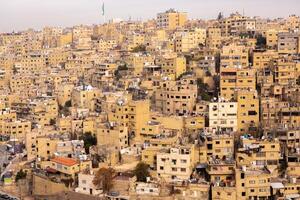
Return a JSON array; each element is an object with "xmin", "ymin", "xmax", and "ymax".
[{"xmin": 259, "ymin": 180, "xmax": 266, "ymax": 184}]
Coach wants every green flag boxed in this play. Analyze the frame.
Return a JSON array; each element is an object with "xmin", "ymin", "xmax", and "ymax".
[{"xmin": 102, "ymin": 3, "xmax": 105, "ymax": 16}]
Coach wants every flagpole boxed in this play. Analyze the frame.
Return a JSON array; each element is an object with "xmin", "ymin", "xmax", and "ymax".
[{"xmin": 102, "ymin": 2, "xmax": 105, "ymax": 24}]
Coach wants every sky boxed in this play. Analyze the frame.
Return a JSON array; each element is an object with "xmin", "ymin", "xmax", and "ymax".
[{"xmin": 0, "ymin": 0, "xmax": 299, "ymax": 33}]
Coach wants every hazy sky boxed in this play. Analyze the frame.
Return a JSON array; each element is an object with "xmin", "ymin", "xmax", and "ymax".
[{"xmin": 0, "ymin": 0, "xmax": 299, "ymax": 33}]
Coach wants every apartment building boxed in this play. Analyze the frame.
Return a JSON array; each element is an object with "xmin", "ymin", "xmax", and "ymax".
[
  {"xmin": 235, "ymin": 167, "xmax": 271, "ymax": 200},
  {"xmin": 219, "ymin": 13, "xmax": 256, "ymax": 36},
  {"xmin": 252, "ymin": 50, "xmax": 278, "ymax": 71},
  {"xmin": 157, "ymin": 146, "xmax": 195, "ymax": 182},
  {"xmin": 56, "ymin": 84, "xmax": 74, "ymax": 107},
  {"xmin": 237, "ymin": 137, "xmax": 281, "ymax": 173},
  {"xmin": 30, "ymin": 136, "xmax": 60, "ymax": 161},
  {"xmin": 125, "ymin": 53, "xmax": 155, "ymax": 76},
  {"xmin": 0, "ymin": 107, "xmax": 17, "ymax": 121},
  {"xmin": 220, "ymin": 66, "xmax": 256, "ymax": 100},
  {"xmin": 174, "ymin": 28, "xmax": 206, "ymax": 53},
  {"xmin": 206, "ymin": 158, "xmax": 235, "ymax": 184},
  {"xmin": 220, "ymin": 44, "xmax": 249, "ymax": 68},
  {"xmin": 19, "ymin": 53, "xmax": 46, "ymax": 74},
  {"xmin": 108, "ymin": 98, "xmax": 150, "ymax": 141},
  {"xmin": 209, "ymin": 101, "xmax": 238, "ymax": 132},
  {"xmin": 155, "ymin": 78, "xmax": 197, "ymax": 115},
  {"xmin": 75, "ymin": 171, "xmax": 102, "ymax": 196},
  {"xmin": 158, "ymin": 56, "xmax": 187, "ymax": 80},
  {"xmin": 278, "ymin": 32, "xmax": 300, "ymax": 54},
  {"xmin": 199, "ymin": 133, "xmax": 235, "ymax": 162},
  {"xmin": 0, "ymin": 119, "xmax": 31, "ymax": 139},
  {"xmin": 29, "ymin": 96, "xmax": 59, "ymax": 127},
  {"xmin": 49, "ymin": 157, "xmax": 80, "ymax": 177},
  {"xmin": 206, "ymin": 27, "xmax": 222, "ymax": 49},
  {"xmin": 157, "ymin": 9, "xmax": 187, "ymax": 30},
  {"xmin": 71, "ymin": 85, "xmax": 101, "ymax": 112},
  {"xmin": 236, "ymin": 90, "xmax": 259, "ymax": 134},
  {"xmin": 266, "ymin": 29, "xmax": 279, "ymax": 49},
  {"xmin": 96, "ymin": 122, "xmax": 128, "ymax": 151},
  {"xmin": 271, "ymin": 58, "xmax": 297, "ymax": 85}
]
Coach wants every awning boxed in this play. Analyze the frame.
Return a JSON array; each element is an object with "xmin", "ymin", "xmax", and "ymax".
[
  {"xmin": 270, "ymin": 182, "xmax": 284, "ymax": 189},
  {"xmin": 196, "ymin": 163, "xmax": 207, "ymax": 169},
  {"xmin": 286, "ymin": 194, "xmax": 300, "ymax": 199},
  {"xmin": 46, "ymin": 167, "xmax": 58, "ymax": 173}
]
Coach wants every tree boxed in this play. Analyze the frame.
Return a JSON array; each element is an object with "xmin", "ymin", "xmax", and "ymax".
[
  {"xmin": 217, "ymin": 12, "xmax": 223, "ymax": 20},
  {"xmin": 15, "ymin": 169, "xmax": 27, "ymax": 182},
  {"xmin": 117, "ymin": 63, "xmax": 128, "ymax": 71},
  {"xmin": 12, "ymin": 66, "xmax": 18, "ymax": 74},
  {"xmin": 114, "ymin": 63, "xmax": 128, "ymax": 80},
  {"xmin": 61, "ymin": 178, "xmax": 74, "ymax": 187},
  {"xmin": 197, "ymin": 78, "xmax": 212, "ymax": 101},
  {"xmin": 201, "ymin": 93, "xmax": 212, "ymax": 101},
  {"xmin": 132, "ymin": 45, "xmax": 146, "ymax": 53},
  {"xmin": 93, "ymin": 167, "xmax": 115, "ymax": 193},
  {"xmin": 256, "ymin": 34, "xmax": 266, "ymax": 49},
  {"xmin": 49, "ymin": 119, "xmax": 56, "ymax": 126},
  {"xmin": 133, "ymin": 162, "xmax": 150, "ymax": 182},
  {"xmin": 79, "ymin": 132, "xmax": 97, "ymax": 154},
  {"xmin": 184, "ymin": 54, "xmax": 193, "ymax": 65},
  {"xmin": 59, "ymin": 100, "xmax": 71, "ymax": 117},
  {"xmin": 64, "ymin": 100, "xmax": 72, "ymax": 107}
]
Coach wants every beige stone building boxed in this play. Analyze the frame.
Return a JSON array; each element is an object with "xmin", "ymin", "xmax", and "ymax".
[{"xmin": 157, "ymin": 9, "xmax": 187, "ymax": 30}]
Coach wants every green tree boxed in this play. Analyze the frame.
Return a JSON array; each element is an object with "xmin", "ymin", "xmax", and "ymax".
[
  {"xmin": 217, "ymin": 12, "xmax": 223, "ymax": 20},
  {"xmin": 15, "ymin": 169, "xmax": 27, "ymax": 182},
  {"xmin": 256, "ymin": 34, "xmax": 266, "ymax": 49},
  {"xmin": 61, "ymin": 178, "xmax": 74, "ymax": 187},
  {"xmin": 49, "ymin": 119, "xmax": 56, "ymax": 125},
  {"xmin": 79, "ymin": 132, "xmax": 97, "ymax": 154},
  {"xmin": 197, "ymin": 78, "xmax": 212, "ymax": 101},
  {"xmin": 201, "ymin": 93, "xmax": 212, "ymax": 101},
  {"xmin": 64, "ymin": 100, "xmax": 72, "ymax": 107},
  {"xmin": 132, "ymin": 45, "xmax": 146, "ymax": 53},
  {"xmin": 133, "ymin": 162, "xmax": 150, "ymax": 182},
  {"xmin": 93, "ymin": 167, "xmax": 115, "ymax": 193},
  {"xmin": 114, "ymin": 63, "xmax": 128, "ymax": 80}
]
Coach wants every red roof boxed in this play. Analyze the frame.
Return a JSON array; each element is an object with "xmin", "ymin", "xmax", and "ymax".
[{"xmin": 51, "ymin": 157, "xmax": 78, "ymax": 167}]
